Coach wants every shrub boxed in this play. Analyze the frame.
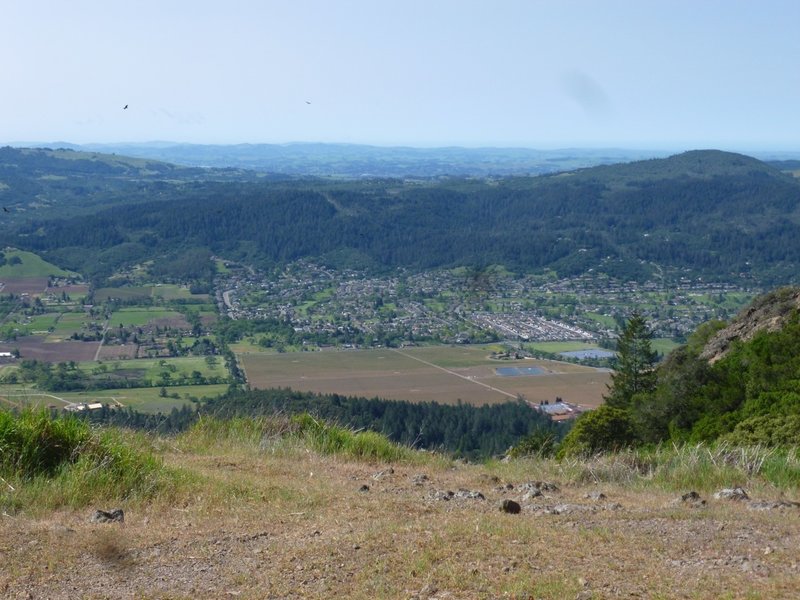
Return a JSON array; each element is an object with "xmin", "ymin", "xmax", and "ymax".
[{"xmin": 557, "ymin": 406, "xmax": 638, "ymax": 458}]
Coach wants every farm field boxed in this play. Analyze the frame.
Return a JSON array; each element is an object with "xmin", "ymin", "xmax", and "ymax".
[
  {"xmin": 77, "ymin": 356, "xmax": 228, "ymax": 381},
  {"xmin": 94, "ymin": 285, "xmax": 209, "ymax": 303},
  {"xmin": 0, "ymin": 383, "xmax": 229, "ymax": 413},
  {"xmin": 239, "ymin": 345, "xmax": 610, "ymax": 408},
  {"xmin": 108, "ymin": 307, "xmax": 188, "ymax": 328},
  {"xmin": 0, "ymin": 337, "xmax": 100, "ymax": 362}
]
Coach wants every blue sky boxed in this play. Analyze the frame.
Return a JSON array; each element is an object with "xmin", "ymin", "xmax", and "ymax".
[{"xmin": 3, "ymin": 0, "xmax": 799, "ymax": 151}]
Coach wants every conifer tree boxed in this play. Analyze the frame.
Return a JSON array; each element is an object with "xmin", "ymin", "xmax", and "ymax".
[{"xmin": 605, "ymin": 312, "xmax": 658, "ymax": 408}]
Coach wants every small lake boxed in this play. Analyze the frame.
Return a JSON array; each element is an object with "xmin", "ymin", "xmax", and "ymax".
[{"xmin": 495, "ymin": 366, "xmax": 546, "ymax": 377}]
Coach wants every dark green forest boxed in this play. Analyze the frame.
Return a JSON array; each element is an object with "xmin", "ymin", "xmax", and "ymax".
[
  {"xmin": 3, "ymin": 147, "xmax": 800, "ymax": 286},
  {"xmin": 81, "ymin": 387, "xmax": 566, "ymax": 460}
]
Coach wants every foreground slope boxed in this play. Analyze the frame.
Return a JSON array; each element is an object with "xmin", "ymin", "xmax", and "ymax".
[{"xmin": 2, "ymin": 415, "xmax": 799, "ymax": 599}]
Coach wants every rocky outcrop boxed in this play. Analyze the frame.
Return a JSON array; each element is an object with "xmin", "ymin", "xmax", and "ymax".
[{"xmin": 700, "ymin": 287, "xmax": 800, "ymax": 363}]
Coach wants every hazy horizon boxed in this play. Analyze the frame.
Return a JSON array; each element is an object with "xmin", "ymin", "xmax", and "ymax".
[{"xmin": 4, "ymin": 1, "xmax": 800, "ymax": 151}]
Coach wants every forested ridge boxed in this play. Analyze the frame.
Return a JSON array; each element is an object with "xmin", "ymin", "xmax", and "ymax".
[{"xmin": 2, "ymin": 147, "xmax": 800, "ymax": 285}]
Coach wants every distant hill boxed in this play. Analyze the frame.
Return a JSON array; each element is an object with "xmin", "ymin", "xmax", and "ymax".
[
  {"xmin": 0, "ymin": 146, "xmax": 272, "ymax": 219},
  {"xmin": 16, "ymin": 142, "xmax": 667, "ymax": 178},
  {"xmin": 3, "ymin": 147, "xmax": 800, "ymax": 286}
]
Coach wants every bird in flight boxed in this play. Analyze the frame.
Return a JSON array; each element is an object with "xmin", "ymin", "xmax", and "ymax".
[
  {"xmin": 2, "ymin": 207, "xmax": 9, "ymax": 213},
  {"xmin": 305, "ymin": 101, "xmax": 311, "ymax": 105},
  {"xmin": 123, "ymin": 104, "xmax": 129, "ymax": 110}
]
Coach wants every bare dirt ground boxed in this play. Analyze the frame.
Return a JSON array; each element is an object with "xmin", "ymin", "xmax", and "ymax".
[
  {"xmin": 0, "ymin": 337, "xmax": 100, "ymax": 362},
  {"xmin": 2, "ymin": 449, "xmax": 798, "ymax": 599},
  {"xmin": 241, "ymin": 352, "xmax": 609, "ymax": 407},
  {"xmin": 0, "ymin": 277, "xmax": 49, "ymax": 295},
  {"xmin": 97, "ymin": 344, "xmax": 139, "ymax": 360}
]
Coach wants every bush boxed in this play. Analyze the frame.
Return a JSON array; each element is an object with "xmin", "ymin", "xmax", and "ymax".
[
  {"xmin": 292, "ymin": 413, "xmax": 418, "ymax": 462},
  {"xmin": 557, "ymin": 406, "xmax": 638, "ymax": 458}
]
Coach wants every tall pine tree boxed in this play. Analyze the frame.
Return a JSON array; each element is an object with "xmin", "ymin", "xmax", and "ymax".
[{"xmin": 605, "ymin": 312, "xmax": 658, "ymax": 409}]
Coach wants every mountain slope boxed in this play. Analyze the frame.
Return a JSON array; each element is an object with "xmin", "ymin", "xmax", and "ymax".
[{"xmin": 4, "ymin": 148, "xmax": 800, "ymax": 285}]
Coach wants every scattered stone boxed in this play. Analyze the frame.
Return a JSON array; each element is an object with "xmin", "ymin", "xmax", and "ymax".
[
  {"xmin": 411, "ymin": 474, "xmax": 429, "ymax": 486},
  {"xmin": 91, "ymin": 508, "xmax": 124, "ymax": 523},
  {"xmin": 674, "ymin": 491, "xmax": 706, "ymax": 507},
  {"xmin": 530, "ymin": 481, "xmax": 559, "ymax": 492},
  {"xmin": 500, "ymin": 499, "xmax": 521, "ymax": 514},
  {"xmin": 764, "ymin": 547, "xmax": 774, "ymax": 555},
  {"xmin": 358, "ymin": 484, "xmax": 370, "ymax": 493},
  {"xmin": 714, "ymin": 487, "xmax": 749, "ymax": 501},
  {"xmin": 521, "ymin": 488, "xmax": 542, "ymax": 501},
  {"xmin": 454, "ymin": 489, "xmax": 485, "ymax": 500},
  {"xmin": 430, "ymin": 490, "xmax": 455, "ymax": 501},
  {"xmin": 748, "ymin": 500, "xmax": 800, "ymax": 511},
  {"xmin": 585, "ymin": 491, "xmax": 607, "ymax": 501},
  {"xmin": 372, "ymin": 468, "xmax": 394, "ymax": 480}
]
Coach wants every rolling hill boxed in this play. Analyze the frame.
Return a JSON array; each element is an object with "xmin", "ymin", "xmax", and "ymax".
[{"xmin": 2, "ymin": 147, "xmax": 800, "ymax": 285}]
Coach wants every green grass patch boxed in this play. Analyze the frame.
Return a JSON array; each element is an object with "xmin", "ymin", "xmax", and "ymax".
[
  {"xmin": 22, "ymin": 314, "xmax": 60, "ymax": 334},
  {"xmin": 108, "ymin": 308, "xmax": 182, "ymax": 327},
  {"xmin": 525, "ymin": 341, "xmax": 603, "ymax": 353},
  {"xmin": 583, "ymin": 312, "xmax": 617, "ymax": 328},
  {"xmin": 56, "ymin": 384, "xmax": 230, "ymax": 413},
  {"xmin": 498, "ymin": 442, "xmax": 800, "ymax": 493},
  {"xmin": 94, "ymin": 287, "xmax": 153, "ymax": 302},
  {"xmin": 151, "ymin": 284, "xmax": 208, "ymax": 301},
  {"xmin": 0, "ymin": 408, "xmax": 185, "ymax": 512},
  {"xmin": 293, "ymin": 413, "xmax": 419, "ymax": 462},
  {"xmin": 0, "ymin": 249, "xmax": 74, "ymax": 278},
  {"xmin": 651, "ymin": 337, "xmax": 681, "ymax": 356},
  {"xmin": 81, "ymin": 356, "xmax": 228, "ymax": 382}
]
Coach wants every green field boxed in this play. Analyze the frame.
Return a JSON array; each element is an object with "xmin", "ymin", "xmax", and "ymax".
[
  {"xmin": 56, "ymin": 384, "xmax": 230, "ymax": 413},
  {"xmin": 95, "ymin": 285, "xmax": 209, "ymax": 303},
  {"xmin": 651, "ymin": 337, "xmax": 681, "ymax": 356},
  {"xmin": 108, "ymin": 308, "xmax": 184, "ymax": 327},
  {"xmin": 0, "ymin": 382, "xmax": 229, "ymax": 414},
  {"xmin": 79, "ymin": 356, "xmax": 228, "ymax": 381},
  {"xmin": 0, "ymin": 249, "xmax": 74, "ymax": 278},
  {"xmin": 524, "ymin": 341, "xmax": 605, "ymax": 354}
]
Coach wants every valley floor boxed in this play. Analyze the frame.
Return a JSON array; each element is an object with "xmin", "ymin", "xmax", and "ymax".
[{"xmin": 2, "ymin": 447, "xmax": 799, "ymax": 599}]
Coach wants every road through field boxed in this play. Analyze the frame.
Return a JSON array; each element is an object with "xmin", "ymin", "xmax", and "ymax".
[{"xmin": 389, "ymin": 348, "xmax": 518, "ymax": 400}]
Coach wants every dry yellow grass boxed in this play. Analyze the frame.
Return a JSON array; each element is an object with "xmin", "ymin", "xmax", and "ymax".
[{"xmin": 2, "ymin": 435, "xmax": 799, "ymax": 599}]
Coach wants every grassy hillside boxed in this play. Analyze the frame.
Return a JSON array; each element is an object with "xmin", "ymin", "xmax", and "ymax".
[
  {"xmin": 0, "ymin": 248, "xmax": 74, "ymax": 278},
  {"xmin": 1, "ymin": 410, "xmax": 798, "ymax": 599}
]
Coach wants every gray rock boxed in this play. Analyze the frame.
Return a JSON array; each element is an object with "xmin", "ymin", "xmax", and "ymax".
[
  {"xmin": 430, "ymin": 490, "xmax": 455, "ymax": 501},
  {"xmin": 91, "ymin": 508, "xmax": 124, "ymax": 523},
  {"xmin": 521, "ymin": 481, "xmax": 559, "ymax": 493},
  {"xmin": 372, "ymin": 468, "xmax": 394, "ymax": 480},
  {"xmin": 521, "ymin": 488, "xmax": 542, "ymax": 501},
  {"xmin": 674, "ymin": 491, "xmax": 706, "ymax": 507},
  {"xmin": 714, "ymin": 487, "xmax": 749, "ymax": 501},
  {"xmin": 499, "ymin": 499, "xmax": 521, "ymax": 514},
  {"xmin": 411, "ymin": 473, "xmax": 429, "ymax": 486},
  {"xmin": 358, "ymin": 484, "xmax": 370, "ymax": 493},
  {"xmin": 585, "ymin": 491, "xmax": 607, "ymax": 501},
  {"xmin": 748, "ymin": 500, "xmax": 800, "ymax": 511},
  {"xmin": 454, "ymin": 489, "xmax": 485, "ymax": 500}
]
